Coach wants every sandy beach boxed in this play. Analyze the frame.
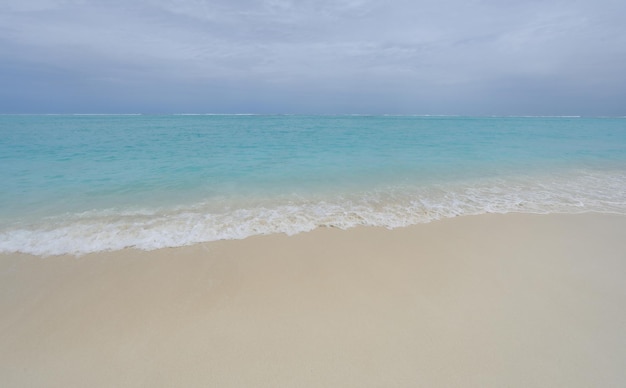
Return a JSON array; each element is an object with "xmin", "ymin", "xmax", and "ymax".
[{"xmin": 1, "ymin": 213, "xmax": 625, "ymax": 387}]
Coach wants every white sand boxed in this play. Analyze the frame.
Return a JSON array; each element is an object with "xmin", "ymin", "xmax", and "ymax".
[{"xmin": 1, "ymin": 213, "xmax": 625, "ymax": 387}]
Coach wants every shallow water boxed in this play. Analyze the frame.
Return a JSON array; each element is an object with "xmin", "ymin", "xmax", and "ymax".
[{"xmin": 1, "ymin": 114, "xmax": 625, "ymax": 255}]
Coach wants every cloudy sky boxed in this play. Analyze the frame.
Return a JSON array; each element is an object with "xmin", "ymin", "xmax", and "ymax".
[{"xmin": 1, "ymin": 0, "xmax": 625, "ymax": 115}]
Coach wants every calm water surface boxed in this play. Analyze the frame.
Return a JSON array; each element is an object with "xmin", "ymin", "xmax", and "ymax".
[{"xmin": 1, "ymin": 115, "xmax": 625, "ymax": 255}]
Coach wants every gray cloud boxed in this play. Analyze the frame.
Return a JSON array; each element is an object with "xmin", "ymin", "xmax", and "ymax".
[{"xmin": 1, "ymin": 0, "xmax": 625, "ymax": 114}]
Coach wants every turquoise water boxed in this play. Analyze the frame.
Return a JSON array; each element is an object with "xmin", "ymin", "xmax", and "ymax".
[{"xmin": 1, "ymin": 114, "xmax": 625, "ymax": 255}]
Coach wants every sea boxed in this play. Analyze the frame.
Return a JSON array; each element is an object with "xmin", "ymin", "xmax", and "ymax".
[{"xmin": 1, "ymin": 114, "xmax": 625, "ymax": 256}]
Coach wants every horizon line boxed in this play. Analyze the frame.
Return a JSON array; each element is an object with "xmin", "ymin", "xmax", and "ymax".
[{"xmin": 2, "ymin": 113, "xmax": 625, "ymax": 118}]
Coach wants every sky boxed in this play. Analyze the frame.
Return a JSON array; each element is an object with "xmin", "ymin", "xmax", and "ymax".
[{"xmin": 1, "ymin": 0, "xmax": 625, "ymax": 115}]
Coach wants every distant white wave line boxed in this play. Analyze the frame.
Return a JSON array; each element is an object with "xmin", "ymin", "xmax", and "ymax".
[
  {"xmin": 1, "ymin": 172, "xmax": 626, "ymax": 256},
  {"xmin": 71, "ymin": 113, "xmax": 143, "ymax": 116},
  {"xmin": 173, "ymin": 113, "xmax": 258, "ymax": 116}
]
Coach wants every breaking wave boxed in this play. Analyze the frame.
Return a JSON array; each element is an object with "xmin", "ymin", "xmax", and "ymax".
[{"xmin": 1, "ymin": 169, "xmax": 625, "ymax": 256}]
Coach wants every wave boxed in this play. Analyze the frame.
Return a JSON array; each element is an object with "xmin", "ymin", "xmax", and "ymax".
[{"xmin": 1, "ymin": 170, "xmax": 625, "ymax": 256}]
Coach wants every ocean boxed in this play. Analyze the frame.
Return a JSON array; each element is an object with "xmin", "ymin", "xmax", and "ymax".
[{"xmin": 1, "ymin": 114, "xmax": 625, "ymax": 256}]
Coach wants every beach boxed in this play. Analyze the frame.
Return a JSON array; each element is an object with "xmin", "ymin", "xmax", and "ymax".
[
  {"xmin": 3, "ymin": 0, "xmax": 626, "ymax": 384},
  {"xmin": 1, "ymin": 213, "xmax": 625, "ymax": 387}
]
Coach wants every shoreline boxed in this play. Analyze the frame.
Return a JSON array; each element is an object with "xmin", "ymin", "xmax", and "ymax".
[{"xmin": 1, "ymin": 213, "xmax": 625, "ymax": 386}]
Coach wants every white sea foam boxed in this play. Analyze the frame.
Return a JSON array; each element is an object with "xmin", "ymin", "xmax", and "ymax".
[{"xmin": 1, "ymin": 170, "xmax": 625, "ymax": 256}]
